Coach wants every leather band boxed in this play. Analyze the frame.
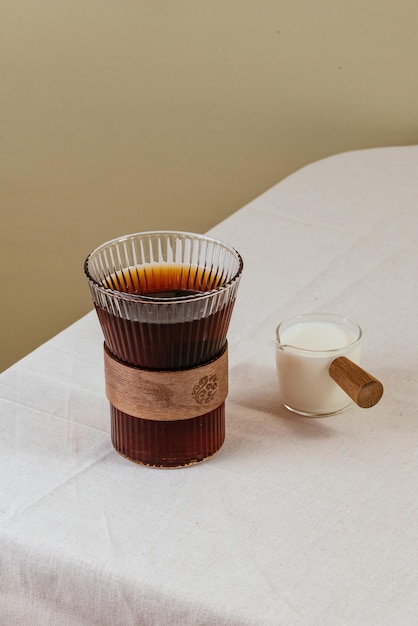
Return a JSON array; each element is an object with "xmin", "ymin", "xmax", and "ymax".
[{"xmin": 104, "ymin": 343, "xmax": 228, "ymax": 421}]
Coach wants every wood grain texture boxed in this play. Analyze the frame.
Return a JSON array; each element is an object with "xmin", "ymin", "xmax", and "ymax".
[
  {"xmin": 104, "ymin": 343, "xmax": 228, "ymax": 421},
  {"xmin": 329, "ymin": 356, "xmax": 383, "ymax": 408}
]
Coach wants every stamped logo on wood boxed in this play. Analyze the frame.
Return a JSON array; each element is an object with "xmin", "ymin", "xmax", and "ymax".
[{"xmin": 192, "ymin": 375, "xmax": 219, "ymax": 405}]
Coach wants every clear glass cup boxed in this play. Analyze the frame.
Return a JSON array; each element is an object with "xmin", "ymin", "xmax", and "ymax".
[
  {"xmin": 84, "ymin": 231, "xmax": 243, "ymax": 467},
  {"xmin": 276, "ymin": 313, "xmax": 362, "ymax": 416}
]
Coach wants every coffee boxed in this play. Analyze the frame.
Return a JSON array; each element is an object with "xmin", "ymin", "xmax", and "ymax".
[
  {"xmin": 102, "ymin": 262, "xmax": 224, "ymax": 297},
  {"xmin": 97, "ymin": 263, "xmax": 235, "ymax": 466},
  {"xmin": 97, "ymin": 263, "xmax": 233, "ymax": 369},
  {"xmin": 85, "ymin": 231, "xmax": 242, "ymax": 468}
]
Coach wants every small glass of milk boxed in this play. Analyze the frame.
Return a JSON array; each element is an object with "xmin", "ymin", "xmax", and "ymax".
[{"xmin": 276, "ymin": 313, "xmax": 362, "ymax": 416}]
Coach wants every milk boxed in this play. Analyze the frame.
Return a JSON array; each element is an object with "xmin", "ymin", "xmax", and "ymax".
[{"xmin": 276, "ymin": 315, "xmax": 362, "ymax": 416}]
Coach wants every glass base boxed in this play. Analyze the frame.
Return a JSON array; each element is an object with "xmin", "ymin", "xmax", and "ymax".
[
  {"xmin": 116, "ymin": 449, "xmax": 219, "ymax": 469},
  {"xmin": 111, "ymin": 403, "xmax": 225, "ymax": 468},
  {"xmin": 282, "ymin": 402, "xmax": 351, "ymax": 418}
]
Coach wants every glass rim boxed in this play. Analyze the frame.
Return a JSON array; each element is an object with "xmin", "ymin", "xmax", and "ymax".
[
  {"xmin": 84, "ymin": 230, "xmax": 244, "ymax": 304},
  {"xmin": 276, "ymin": 312, "xmax": 362, "ymax": 354}
]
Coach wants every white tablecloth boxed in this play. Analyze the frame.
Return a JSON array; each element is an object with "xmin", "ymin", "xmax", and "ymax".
[{"xmin": 1, "ymin": 146, "xmax": 418, "ymax": 625}]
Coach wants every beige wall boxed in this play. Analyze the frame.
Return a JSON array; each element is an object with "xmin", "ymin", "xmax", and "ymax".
[{"xmin": 1, "ymin": 1, "xmax": 418, "ymax": 372}]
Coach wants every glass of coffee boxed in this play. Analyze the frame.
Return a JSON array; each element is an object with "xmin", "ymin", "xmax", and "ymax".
[{"xmin": 84, "ymin": 231, "xmax": 243, "ymax": 468}]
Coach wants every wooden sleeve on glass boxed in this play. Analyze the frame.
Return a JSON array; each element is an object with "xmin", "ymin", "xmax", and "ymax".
[{"xmin": 104, "ymin": 343, "xmax": 228, "ymax": 421}]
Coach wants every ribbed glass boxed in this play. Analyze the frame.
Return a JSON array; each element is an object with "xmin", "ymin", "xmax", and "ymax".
[{"xmin": 84, "ymin": 231, "xmax": 243, "ymax": 467}]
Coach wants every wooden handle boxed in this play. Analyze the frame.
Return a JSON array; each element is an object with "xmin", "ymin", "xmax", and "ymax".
[{"xmin": 329, "ymin": 356, "xmax": 384, "ymax": 408}]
